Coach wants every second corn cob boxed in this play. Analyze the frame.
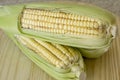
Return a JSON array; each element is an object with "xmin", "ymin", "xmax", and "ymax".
[{"xmin": 16, "ymin": 35, "xmax": 86, "ymax": 80}]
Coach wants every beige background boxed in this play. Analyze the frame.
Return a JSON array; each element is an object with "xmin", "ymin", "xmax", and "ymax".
[{"xmin": 0, "ymin": 0, "xmax": 120, "ymax": 80}]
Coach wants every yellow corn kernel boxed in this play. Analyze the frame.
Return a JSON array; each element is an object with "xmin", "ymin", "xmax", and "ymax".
[
  {"xmin": 51, "ymin": 43, "xmax": 75, "ymax": 62},
  {"xmin": 65, "ymin": 46, "xmax": 79, "ymax": 62}
]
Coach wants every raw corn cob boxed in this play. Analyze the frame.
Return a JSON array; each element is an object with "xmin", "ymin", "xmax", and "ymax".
[
  {"xmin": 0, "ymin": 2, "xmax": 117, "ymax": 58},
  {"xmin": 18, "ymin": 5, "xmax": 117, "ymax": 58},
  {"xmin": 15, "ymin": 35, "xmax": 86, "ymax": 80},
  {"xmin": 0, "ymin": 2, "xmax": 116, "ymax": 58}
]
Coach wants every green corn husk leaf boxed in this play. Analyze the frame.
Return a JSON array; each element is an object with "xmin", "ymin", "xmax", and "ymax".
[{"xmin": 0, "ymin": 3, "xmax": 117, "ymax": 57}]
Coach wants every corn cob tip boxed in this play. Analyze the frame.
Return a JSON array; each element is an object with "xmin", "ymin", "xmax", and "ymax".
[{"xmin": 108, "ymin": 26, "xmax": 117, "ymax": 38}]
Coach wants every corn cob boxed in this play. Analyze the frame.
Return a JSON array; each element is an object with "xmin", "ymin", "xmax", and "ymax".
[
  {"xmin": 18, "ymin": 4, "xmax": 116, "ymax": 58},
  {"xmin": 21, "ymin": 8, "xmax": 103, "ymax": 37},
  {"xmin": 15, "ymin": 35, "xmax": 86, "ymax": 80},
  {"xmin": 0, "ymin": 3, "xmax": 117, "ymax": 58}
]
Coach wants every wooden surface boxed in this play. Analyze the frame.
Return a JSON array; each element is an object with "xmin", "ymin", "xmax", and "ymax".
[{"xmin": 0, "ymin": 1, "xmax": 120, "ymax": 80}]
